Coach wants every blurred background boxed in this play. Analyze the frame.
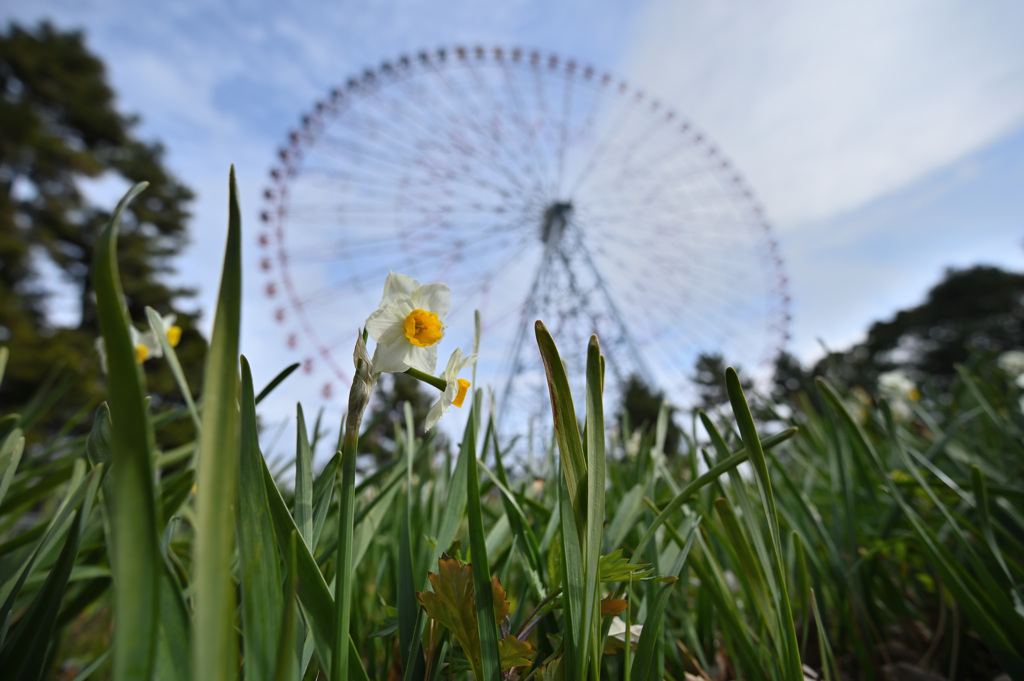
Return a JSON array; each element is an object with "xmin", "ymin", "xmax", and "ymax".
[{"xmin": 3, "ymin": 0, "xmax": 1023, "ymax": 456}]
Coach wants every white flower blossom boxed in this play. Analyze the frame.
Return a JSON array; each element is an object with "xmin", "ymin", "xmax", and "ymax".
[
  {"xmin": 364, "ymin": 272, "xmax": 450, "ymax": 374},
  {"xmin": 130, "ymin": 325, "xmax": 163, "ymax": 363},
  {"xmin": 148, "ymin": 313, "xmax": 182, "ymax": 349},
  {"xmin": 425, "ymin": 348, "xmax": 476, "ymax": 431},
  {"xmin": 878, "ymin": 370, "xmax": 919, "ymax": 421},
  {"xmin": 878, "ymin": 370, "xmax": 916, "ymax": 400},
  {"xmin": 998, "ymin": 350, "xmax": 1024, "ymax": 378},
  {"xmin": 607, "ymin": 616, "xmax": 643, "ymax": 646},
  {"xmin": 96, "ymin": 313, "xmax": 182, "ymax": 373}
]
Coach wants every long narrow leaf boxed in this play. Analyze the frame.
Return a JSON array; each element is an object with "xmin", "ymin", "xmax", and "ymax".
[
  {"xmin": 192, "ymin": 167, "xmax": 243, "ymax": 681},
  {"xmin": 91, "ymin": 181, "xmax": 161, "ymax": 681},
  {"xmin": 463, "ymin": 391, "xmax": 502, "ymax": 681},
  {"xmin": 238, "ymin": 357, "xmax": 285, "ymax": 680}
]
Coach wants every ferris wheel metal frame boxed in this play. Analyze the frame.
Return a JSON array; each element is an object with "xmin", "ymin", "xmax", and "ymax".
[{"xmin": 258, "ymin": 45, "xmax": 791, "ymax": 429}]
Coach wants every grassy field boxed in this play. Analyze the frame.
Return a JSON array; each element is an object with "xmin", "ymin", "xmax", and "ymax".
[{"xmin": 1, "ymin": 174, "xmax": 1022, "ymax": 681}]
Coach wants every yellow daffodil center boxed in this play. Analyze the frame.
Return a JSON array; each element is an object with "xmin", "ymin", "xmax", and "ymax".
[
  {"xmin": 908, "ymin": 388, "xmax": 921, "ymax": 402},
  {"xmin": 167, "ymin": 325, "xmax": 182, "ymax": 347},
  {"xmin": 135, "ymin": 344, "xmax": 149, "ymax": 364},
  {"xmin": 453, "ymin": 378, "xmax": 471, "ymax": 408},
  {"xmin": 404, "ymin": 308, "xmax": 442, "ymax": 347}
]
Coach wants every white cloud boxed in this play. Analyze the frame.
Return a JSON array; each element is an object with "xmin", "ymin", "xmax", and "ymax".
[{"xmin": 620, "ymin": 0, "xmax": 1024, "ymax": 229}]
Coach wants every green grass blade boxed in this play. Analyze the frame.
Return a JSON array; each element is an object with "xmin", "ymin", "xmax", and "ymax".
[
  {"xmin": 972, "ymin": 466, "xmax": 1024, "ymax": 613},
  {"xmin": 153, "ymin": 562, "xmax": 191, "ymax": 681},
  {"xmin": 91, "ymin": 181, "xmax": 161, "ymax": 681},
  {"xmin": 631, "ymin": 518, "xmax": 698, "ymax": 681},
  {"xmin": 559, "ymin": 474, "xmax": 585, "ymax": 678},
  {"xmin": 583, "ymin": 336, "xmax": 605, "ymax": 679},
  {"xmin": 631, "ymin": 427, "xmax": 797, "ymax": 564},
  {"xmin": 0, "ymin": 429, "xmax": 25, "ymax": 509},
  {"xmin": 260, "ymin": 449, "xmax": 369, "ymax": 680},
  {"xmin": 397, "ymin": 402, "xmax": 425, "ymax": 679},
  {"xmin": 463, "ymin": 391, "xmax": 502, "ymax": 681},
  {"xmin": 255, "ymin": 362, "xmax": 302, "ymax": 405},
  {"xmin": 713, "ymin": 498, "xmax": 771, "ymax": 623},
  {"xmin": 239, "ymin": 357, "xmax": 285, "ymax": 681},
  {"xmin": 145, "ymin": 306, "xmax": 201, "ymax": 432},
  {"xmin": 310, "ymin": 452, "xmax": 339, "ymax": 551},
  {"xmin": 535, "ymin": 321, "xmax": 587, "ymax": 536},
  {"xmin": 726, "ymin": 367, "xmax": 802, "ymax": 680},
  {"xmin": 274, "ymin": 533, "xmax": 300, "ymax": 681},
  {"xmin": 433, "ymin": 416, "xmax": 469, "ymax": 566},
  {"xmin": 295, "ymin": 403, "xmax": 314, "ymax": 546},
  {"xmin": 192, "ymin": 167, "xmax": 243, "ymax": 681},
  {"xmin": 0, "ymin": 508, "xmax": 84, "ymax": 681}
]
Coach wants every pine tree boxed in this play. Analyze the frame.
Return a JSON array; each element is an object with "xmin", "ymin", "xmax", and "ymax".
[{"xmin": 0, "ymin": 21, "xmax": 202, "ymax": 440}]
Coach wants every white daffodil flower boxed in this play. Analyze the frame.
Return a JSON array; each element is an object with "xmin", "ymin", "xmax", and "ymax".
[
  {"xmin": 425, "ymin": 348, "xmax": 476, "ymax": 431},
  {"xmin": 149, "ymin": 313, "xmax": 183, "ymax": 349},
  {"xmin": 998, "ymin": 349, "xmax": 1024, "ymax": 378},
  {"xmin": 96, "ymin": 313, "xmax": 181, "ymax": 374},
  {"xmin": 878, "ymin": 370, "xmax": 914, "ymax": 399},
  {"xmin": 878, "ymin": 369, "xmax": 919, "ymax": 421},
  {"xmin": 607, "ymin": 616, "xmax": 643, "ymax": 645},
  {"xmin": 365, "ymin": 271, "xmax": 450, "ymax": 374},
  {"xmin": 130, "ymin": 325, "xmax": 163, "ymax": 364}
]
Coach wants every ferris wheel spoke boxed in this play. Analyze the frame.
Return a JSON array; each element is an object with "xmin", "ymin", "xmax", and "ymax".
[
  {"xmin": 262, "ymin": 46, "xmax": 790, "ymax": 421},
  {"xmin": 497, "ymin": 59, "xmax": 561, "ymax": 189},
  {"xmin": 561, "ymin": 86, "xmax": 648, "ymax": 197},
  {"xmin": 446, "ymin": 61, "xmax": 554, "ymax": 196},
  {"xmin": 362, "ymin": 93, "xmax": 536, "ymax": 202},
  {"xmin": 411, "ymin": 60, "xmax": 546, "ymax": 198},
  {"xmin": 473, "ymin": 58, "xmax": 553, "ymax": 191}
]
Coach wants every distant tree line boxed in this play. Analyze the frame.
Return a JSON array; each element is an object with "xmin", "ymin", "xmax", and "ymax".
[{"xmin": 619, "ymin": 264, "xmax": 1024, "ymax": 454}]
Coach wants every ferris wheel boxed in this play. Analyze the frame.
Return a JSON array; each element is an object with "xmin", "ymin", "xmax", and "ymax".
[{"xmin": 258, "ymin": 45, "xmax": 791, "ymax": 436}]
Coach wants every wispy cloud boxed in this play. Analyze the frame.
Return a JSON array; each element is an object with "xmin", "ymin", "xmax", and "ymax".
[{"xmin": 621, "ymin": 0, "xmax": 1024, "ymax": 228}]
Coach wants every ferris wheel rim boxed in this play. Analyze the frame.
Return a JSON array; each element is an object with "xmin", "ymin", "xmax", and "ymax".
[{"xmin": 258, "ymin": 44, "xmax": 792, "ymax": 403}]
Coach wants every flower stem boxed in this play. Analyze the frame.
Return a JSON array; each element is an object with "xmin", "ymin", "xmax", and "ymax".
[
  {"xmin": 332, "ymin": 338, "xmax": 374, "ymax": 681},
  {"xmin": 404, "ymin": 366, "xmax": 446, "ymax": 392}
]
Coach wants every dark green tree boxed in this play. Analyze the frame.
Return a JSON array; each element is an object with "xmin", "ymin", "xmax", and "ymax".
[
  {"xmin": 770, "ymin": 350, "xmax": 816, "ymax": 404},
  {"xmin": 361, "ymin": 371, "xmax": 439, "ymax": 466},
  {"xmin": 617, "ymin": 373, "xmax": 682, "ymax": 455},
  {"xmin": 692, "ymin": 352, "xmax": 753, "ymax": 413},
  {"xmin": 0, "ymin": 21, "xmax": 201, "ymax": 440},
  {"xmin": 812, "ymin": 265, "xmax": 1024, "ymax": 390}
]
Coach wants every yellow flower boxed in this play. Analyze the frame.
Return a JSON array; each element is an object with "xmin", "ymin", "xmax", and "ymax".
[
  {"xmin": 425, "ymin": 348, "xmax": 476, "ymax": 431},
  {"xmin": 365, "ymin": 272, "xmax": 450, "ymax": 374}
]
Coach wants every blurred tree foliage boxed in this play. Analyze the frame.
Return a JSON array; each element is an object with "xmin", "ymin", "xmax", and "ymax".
[
  {"xmin": 0, "ymin": 21, "xmax": 202, "ymax": 442},
  {"xmin": 361, "ymin": 371, "xmax": 439, "ymax": 465},
  {"xmin": 693, "ymin": 352, "xmax": 753, "ymax": 413},
  {"xmin": 617, "ymin": 373, "xmax": 682, "ymax": 455},
  {"xmin": 774, "ymin": 265, "xmax": 1024, "ymax": 400}
]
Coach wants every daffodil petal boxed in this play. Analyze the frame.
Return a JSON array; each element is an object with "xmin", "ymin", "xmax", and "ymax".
[
  {"xmin": 370, "ymin": 340, "xmax": 413, "ymax": 375},
  {"xmin": 402, "ymin": 344, "xmax": 437, "ymax": 374},
  {"xmin": 413, "ymin": 282, "xmax": 451, "ymax": 319},
  {"xmin": 425, "ymin": 400, "xmax": 444, "ymax": 431},
  {"xmin": 365, "ymin": 305, "xmax": 408, "ymax": 345},
  {"xmin": 380, "ymin": 271, "xmax": 420, "ymax": 305}
]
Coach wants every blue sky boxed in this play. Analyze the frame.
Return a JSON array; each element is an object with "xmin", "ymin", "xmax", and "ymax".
[{"xmin": 7, "ymin": 0, "xmax": 1024, "ymax": 445}]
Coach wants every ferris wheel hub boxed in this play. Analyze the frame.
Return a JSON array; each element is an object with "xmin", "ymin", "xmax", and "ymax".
[{"xmin": 540, "ymin": 201, "xmax": 574, "ymax": 246}]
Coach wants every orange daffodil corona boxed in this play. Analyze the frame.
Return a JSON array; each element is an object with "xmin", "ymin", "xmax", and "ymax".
[
  {"xmin": 425, "ymin": 348, "xmax": 477, "ymax": 431},
  {"xmin": 365, "ymin": 271, "xmax": 475, "ymax": 429}
]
